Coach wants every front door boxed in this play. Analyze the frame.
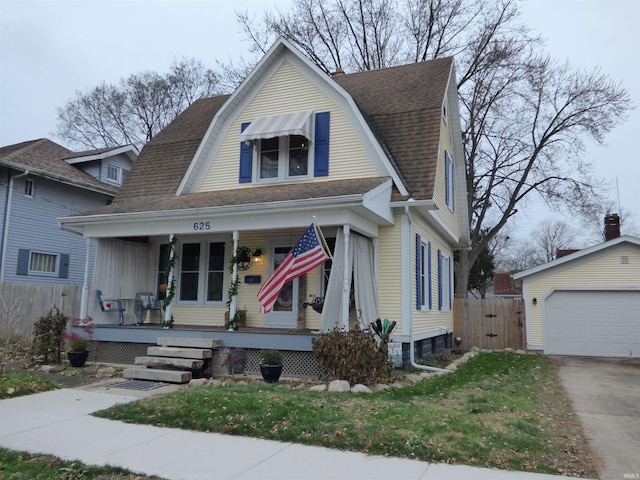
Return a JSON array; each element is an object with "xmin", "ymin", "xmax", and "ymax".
[{"xmin": 264, "ymin": 245, "xmax": 298, "ymax": 328}]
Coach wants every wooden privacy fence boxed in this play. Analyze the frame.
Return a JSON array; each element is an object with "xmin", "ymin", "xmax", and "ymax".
[
  {"xmin": 0, "ymin": 284, "xmax": 82, "ymax": 345},
  {"xmin": 453, "ymin": 298, "xmax": 525, "ymax": 351}
]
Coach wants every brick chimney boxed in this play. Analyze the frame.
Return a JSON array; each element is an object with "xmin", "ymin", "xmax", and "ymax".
[
  {"xmin": 331, "ymin": 67, "xmax": 345, "ymax": 77},
  {"xmin": 604, "ymin": 213, "xmax": 621, "ymax": 241}
]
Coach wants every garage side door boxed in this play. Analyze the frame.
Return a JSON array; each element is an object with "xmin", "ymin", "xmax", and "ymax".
[{"xmin": 545, "ymin": 290, "xmax": 640, "ymax": 357}]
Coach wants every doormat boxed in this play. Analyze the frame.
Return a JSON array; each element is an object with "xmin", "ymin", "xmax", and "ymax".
[{"xmin": 109, "ymin": 380, "xmax": 167, "ymax": 391}]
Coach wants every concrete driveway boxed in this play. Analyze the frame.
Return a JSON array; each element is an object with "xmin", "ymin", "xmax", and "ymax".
[{"xmin": 552, "ymin": 356, "xmax": 640, "ymax": 480}]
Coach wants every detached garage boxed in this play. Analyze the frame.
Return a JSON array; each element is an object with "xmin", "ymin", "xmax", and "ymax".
[{"xmin": 513, "ymin": 233, "xmax": 640, "ymax": 358}]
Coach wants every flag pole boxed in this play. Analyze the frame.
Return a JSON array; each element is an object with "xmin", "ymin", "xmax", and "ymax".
[{"xmin": 313, "ymin": 216, "xmax": 333, "ymax": 260}]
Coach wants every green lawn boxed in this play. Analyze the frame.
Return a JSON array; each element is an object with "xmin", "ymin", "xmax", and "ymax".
[
  {"xmin": 0, "ymin": 372, "xmax": 59, "ymax": 399},
  {"xmin": 0, "ymin": 448, "xmax": 160, "ymax": 480},
  {"xmin": 95, "ymin": 353, "xmax": 600, "ymax": 477}
]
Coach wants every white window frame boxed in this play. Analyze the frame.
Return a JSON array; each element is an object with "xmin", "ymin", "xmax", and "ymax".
[
  {"xmin": 442, "ymin": 100, "xmax": 448, "ymax": 124},
  {"xmin": 29, "ymin": 251, "xmax": 59, "ymax": 276},
  {"xmin": 106, "ymin": 164, "xmax": 122, "ymax": 184},
  {"xmin": 24, "ymin": 179, "xmax": 35, "ymax": 198},
  {"xmin": 176, "ymin": 237, "xmax": 228, "ymax": 305},
  {"xmin": 419, "ymin": 240, "xmax": 431, "ymax": 310},
  {"xmin": 445, "ymin": 150, "xmax": 455, "ymax": 212},
  {"xmin": 439, "ymin": 251, "xmax": 452, "ymax": 311},
  {"xmin": 255, "ymin": 135, "xmax": 313, "ymax": 183}
]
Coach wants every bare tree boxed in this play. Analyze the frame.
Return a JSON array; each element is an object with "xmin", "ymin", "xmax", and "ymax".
[
  {"xmin": 580, "ymin": 202, "xmax": 640, "ymax": 243},
  {"xmin": 238, "ymin": 0, "xmax": 632, "ymax": 294},
  {"xmin": 55, "ymin": 58, "xmax": 222, "ymax": 149}
]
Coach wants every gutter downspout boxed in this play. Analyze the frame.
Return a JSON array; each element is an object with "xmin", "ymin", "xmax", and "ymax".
[
  {"xmin": 404, "ymin": 205, "xmax": 453, "ymax": 374},
  {"xmin": 0, "ymin": 169, "xmax": 29, "ymax": 283}
]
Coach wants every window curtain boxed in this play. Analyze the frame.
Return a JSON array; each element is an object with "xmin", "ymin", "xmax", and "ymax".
[
  {"xmin": 320, "ymin": 228, "xmax": 378, "ymax": 332},
  {"xmin": 90, "ymin": 239, "xmax": 151, "ymax": 322},
  {"xmin": 320, "ymin": 230, "xmax": 350, "ymax": 332},
  {"xmin": 92, "ymin": 239, "xmax": 150, "ymax": 299},
  {"xmin": 352, "ymin": 233, "xmax": 379, "ymax": 329}
]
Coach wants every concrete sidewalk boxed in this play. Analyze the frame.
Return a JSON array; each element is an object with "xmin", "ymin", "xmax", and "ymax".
[{"xmin": 0, "ymin": 386, "xmax": 572, "ymax": 480}]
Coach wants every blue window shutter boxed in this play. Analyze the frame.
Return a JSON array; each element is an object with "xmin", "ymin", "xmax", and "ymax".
[
  {"xmin": 239, "ymin": 122, "xmax": 253, "ymax": 183},
  {"xmin": 428, "ymin": 242, "xmax": 432, "ymax": 310},
  {"xmin": 58, "ymin": 254, "xmax": 69, "ymax": 278},
  {"xmin": 437, "ymin": 250, "xmax": 442, "ymax": 310},
  {"xmin": 17, "ymin": 249, "xmax": 29, "ymax": 275},
  {"xmin": 415, "ymin": 234, "xmax": 421, "ymax": 310},
  {"xmin": 314, "ymin": 112, "xmax": 330, "ymax": 177}
]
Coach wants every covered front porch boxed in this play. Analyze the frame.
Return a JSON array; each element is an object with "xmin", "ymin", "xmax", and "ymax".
[{"xmin": 90, "ymin": 322, "xmax": 322, "ymax": 378}]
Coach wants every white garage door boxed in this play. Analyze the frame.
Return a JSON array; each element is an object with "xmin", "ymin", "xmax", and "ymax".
[{"xmin": 545, "ymin": 290, "xmax": 640, "ymax": 357}]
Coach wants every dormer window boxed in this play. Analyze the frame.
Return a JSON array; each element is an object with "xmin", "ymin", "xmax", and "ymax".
[
  {"xmin": 239, "ymin": 111, "xmax": 330, "ymax": 183},
  {"xmin": 106, "ymin": 164, "xmax": 121, "ymax": 184},
  {"xmin": 258, "ymin": 135, "xmax": 309, "ymax": 180}
]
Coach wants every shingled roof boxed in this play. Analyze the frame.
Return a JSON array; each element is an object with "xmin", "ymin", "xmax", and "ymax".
[
  {"xmin": 102, "ymin": 55, "xmax": 454, "ymax": 215},
  {"xmin": 0, "ymin": 138, "xmax": 119, "ymax": 195}
]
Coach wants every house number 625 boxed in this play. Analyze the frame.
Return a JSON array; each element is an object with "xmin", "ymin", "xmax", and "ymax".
[{"xmin": 193, "ymin": 221, "xmax": 211, "ymax": 231}]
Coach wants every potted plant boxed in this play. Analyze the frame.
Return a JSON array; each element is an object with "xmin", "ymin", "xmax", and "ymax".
[
  {"xmin": 259, "ymin": 349, "xmax": 284, "ymax": 383},
  {"xmin": 61, "ymin": 316, "xmax": 95, "ymax": 368},
  {"xmin": 224, "ymin": 348, "xmax": 246, "ymax": 375},
  {"xmin": 66, "ymin": 334, "xmax": 90, "ymax": 367}
]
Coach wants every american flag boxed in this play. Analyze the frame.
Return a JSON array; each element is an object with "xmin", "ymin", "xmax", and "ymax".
[{"xmin": 257, "ymin": 224, "xmax": 329, "ymax": 314}]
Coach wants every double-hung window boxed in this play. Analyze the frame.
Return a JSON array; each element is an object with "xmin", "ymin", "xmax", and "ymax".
[
  {"xmin": 239, "ymin": 111, "xmax": 330, "ymax": 183},
  {"xmin": 258, "ymin": 135, "xmax": 309, "ymax": 180},
  {"xmin": 106, "ymin": 164, "xmax": 121, "ymax": 184},
  {"xmin": 444, "ymin": 150, "xmax": 455, "ymax": 211},
  {"xmin": 416, "ymin": 234, "xmax": 432, "ymax": 310},
  {"xmin": 17, "ymin": 249, "xmax": 69, "ymax": 278},
  {"xmin": 438, "ymin": 250, "xmax": 453, "ymax": 311},
  {"xmin": 177, "ymin": 240, "xmax": 226, "ymax": 304}
]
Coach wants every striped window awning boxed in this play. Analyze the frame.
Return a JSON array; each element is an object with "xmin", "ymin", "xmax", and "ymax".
[{"xmin": 240, "ymin": 110, "xmax": 314, "ymax": 142}]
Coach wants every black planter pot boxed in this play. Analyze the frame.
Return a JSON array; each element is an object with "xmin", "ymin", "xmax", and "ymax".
[
  {"xmin": 67, "ymin": 350, "xmax": 89, "ymax": 368},
  {"xmin": 260, "ymin": 364, "xmax": 283, "ymax": 383}
]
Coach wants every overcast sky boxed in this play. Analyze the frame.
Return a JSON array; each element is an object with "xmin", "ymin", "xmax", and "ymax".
[{"xmin": 1, "ymin": 0, "xmax": 638, "ymax": 237}]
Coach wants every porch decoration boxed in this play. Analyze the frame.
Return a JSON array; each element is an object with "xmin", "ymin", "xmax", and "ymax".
[
  {"xmin": 259, "ymin": 349, "xmax": 283, "ymax": 383},
  {"xmin": 225, "ymin": 249, "xmax": 244, "ymax": 330},
  {"xmin": 257, "ymin": 223, "xmax": 329, "ymax": 314},
  {"xmin": 161, "ymin": 235, "xmax": 178, "ymax": 329}
]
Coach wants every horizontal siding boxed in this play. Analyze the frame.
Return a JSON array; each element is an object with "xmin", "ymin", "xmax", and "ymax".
[
  {"xmin": 432, "ymin": 118, "xmax": 460, "ymax": 238},
  {"xmin": 412, "ymin": 221, "xmax": 454, "ymax": 335},
  {"xmin": 156, "ymin": 229, "xmax": 325, "ymax": 329},
  {"xmin": 198, "ymin": 61, "xmax": 378, "ymax": 192},
  {"xmin": 4, "ymin": 176, "xmax": 108, "ymax": 286},
  {"xmin": 377, "ymin": 221, "xmax": 403, "ymax": 330},
  {"xmin": 525, "ymin": 244, "xmax": 640, "ymax": 346}
]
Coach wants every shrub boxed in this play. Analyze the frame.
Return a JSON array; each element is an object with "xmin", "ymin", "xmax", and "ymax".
[
  {"xmin": 312, "ymin": 326, "xmax": 394, "ymax": 385},
  {"xmin": 31, "ymin": 310, "xmax": 68, "ymax": 363},
  {"xmin": 260, "ymin": 349, "xmax": 283, "ymax": 365}
]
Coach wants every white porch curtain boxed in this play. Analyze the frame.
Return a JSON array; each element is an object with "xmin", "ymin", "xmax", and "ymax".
[
  {"xmin": 320, "ymin": 228, "xmax": 378, "ymax": 332},
  {"xmin": 90, "ymin": 239, "xmax": 151, "ymax": 321}
]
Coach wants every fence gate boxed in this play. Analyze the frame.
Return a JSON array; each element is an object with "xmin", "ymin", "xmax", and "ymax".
[{"xmin": 453, "ymin": 298, "xmax": 525, "ymax": 351}]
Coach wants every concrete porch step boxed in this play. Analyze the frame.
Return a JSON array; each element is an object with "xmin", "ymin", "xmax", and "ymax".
[
  {"xmin": 135, "ymin": 356, "xmax": 204, "ymax": 370},
  {"xmin": 123, "ymin": 367, "xmax": 192, "ymax": 384},
  {"xmin": 147, "ymin": 346, "xmax": 213, "ymax": 359}
]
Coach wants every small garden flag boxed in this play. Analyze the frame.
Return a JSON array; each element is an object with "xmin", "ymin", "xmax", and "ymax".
[{"xmin": 257, "ymin": 223, "xmax": 329, "ymax": 314}]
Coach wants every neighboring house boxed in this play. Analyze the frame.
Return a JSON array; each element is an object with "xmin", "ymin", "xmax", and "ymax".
[
  {"xmin": 59, "ymin": 38, "xmax": 470, "ymax": 369},
  {"xmin": 0, "ymin": 139, "xmax": 137, "ymax": 289},
  {"xmin": 513, "ymin": 216, "xmax": 640, "ymax": 357},
  {"xmin": 491, "ymin": 272, "xmax": 522, "ymax": 298}
]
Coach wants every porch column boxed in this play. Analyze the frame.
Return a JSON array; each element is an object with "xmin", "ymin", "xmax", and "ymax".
[
  {"xmin": 230, "ymin": 230, "xmax": 239, "ymax": 320},
  {"xmin": 79, "ymin": 237, "xmax": 91, "ymax": 319},
  {"xmin": 164, "ymin": 234, "xmax": 176, "ymax": 323},
  {"xmin": 341, "ymin": 224, "xmax": 350, "ymax": 330}
]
